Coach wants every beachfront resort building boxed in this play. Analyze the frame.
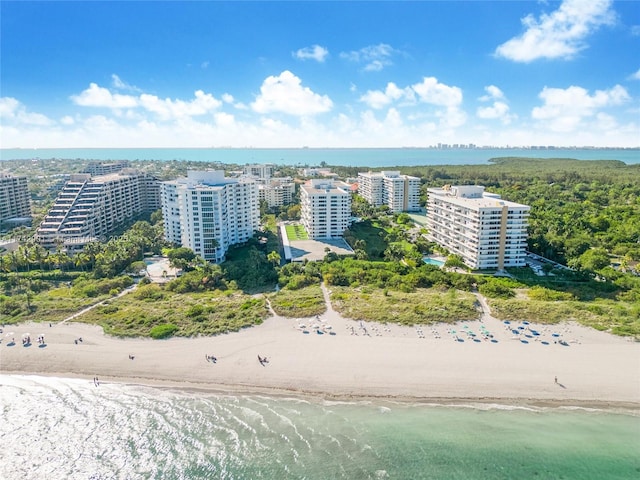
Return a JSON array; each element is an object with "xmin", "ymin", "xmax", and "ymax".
[
  {"xmin": 0, "ymin": 173, "xmax": 31, "ymax": 229},
  {"xmin": 357, "ymin": 171, "xmax": 421, "ymax": 213},
  {"xmin": 300, "ymin": 179, "xmax": 352, "ymax": 239},
  {"xmin": 36, "ymin": 170, "xmax": 160, "ymax": 250},
  {"xmin": 161, "ymin": 170, "xmax": 259, "ymax": 263},
  {"xmin": 426, "ymin": 185, "xmax": 530, "ymax": 270}
]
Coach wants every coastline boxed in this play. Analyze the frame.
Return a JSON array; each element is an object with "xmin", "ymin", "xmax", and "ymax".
[
  {"xmin": 2, "ymin": 301, "xmax": 639, "ymax": 409},
  {"xmin": 4, "ymin": 372, "xmax": 639, "ymax": 414}
]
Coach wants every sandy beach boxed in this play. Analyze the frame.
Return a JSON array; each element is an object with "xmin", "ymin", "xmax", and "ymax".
[{"xmin": 1, "ymin": 289, "xmax": 639, "ymax": 407}]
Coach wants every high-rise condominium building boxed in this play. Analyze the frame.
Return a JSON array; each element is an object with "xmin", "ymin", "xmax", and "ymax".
[
  {"xmin": 426, "ymin": 185, "xmax": 530, "ymax": 270},
  {"xmin": 161, "ymin": 170, "xmax": 259, "ymax": 263},
  {"xmin": 258, "ymin": 180, "xmax": 296, "ymax": 208},
  {"xmin": 83, "ymin": 161, "xmax": 130, "ymax": 176},
  {"xmin": 0, "ymin": 173, "xmax": 31, "ymax": 227},
  {"xmin": 242, "ymin": 164, "xmax": 295, "ymax": 208},
  {"xmin": 357, "ymin": 171, "xmax": 421, "ymax": 212},
  {"xmin": 300, "ymin": 179, "xmax": 352, "ymax": 239},
  {"xmin": 36, "ymin": 170, "xmax": 160, "ymax": 249},
  {"xmin": 243, "ymin": 164, "xmax": 274, "ymax": 181}
]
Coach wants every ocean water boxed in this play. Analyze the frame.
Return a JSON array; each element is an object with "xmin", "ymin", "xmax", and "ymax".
[
  {"xmin": 1, "ymin": 376, "xmax": 638, "ymax": 480},
  {"xmin": 1, "ymin": 147, "xmax": 638, "ymax": 166}
]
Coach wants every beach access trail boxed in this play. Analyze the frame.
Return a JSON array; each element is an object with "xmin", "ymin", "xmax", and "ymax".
[{"xmin": 2, "ymin": 283, "xmax": 639, "ymax": 407}]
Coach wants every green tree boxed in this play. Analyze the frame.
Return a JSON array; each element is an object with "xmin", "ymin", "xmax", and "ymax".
[{"xmin": 574, "ymin": 248, "xmax": 611, "ymax": 272}]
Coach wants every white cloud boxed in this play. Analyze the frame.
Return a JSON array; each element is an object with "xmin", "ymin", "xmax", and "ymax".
[
  {"xmin": 111, "ymin": 74, "xmax": 141, "ymax": 92},
  {"xmin": 495, "ymin": 0, "xmax": 616, "ymax": 62},
  {"xmin": 631, "ymin": 25, "xmax": 640, "ymax": 36},
  {"xmin": 359, "ymin": 82, "xmax": 413, "ymax": 109},
  {"xmin": 477, "ymin": 85, "xmax": 514, "ymax": 124},
  {"xmin": 138, "ymin": 90, "xmax": 222, "ymax": 120},
  {"xmin": 293, "ymin": 45, "xmax": 329, "ymax": 62},
  {"xmin": 411, "ymin": 77, "xmax": 463, "ymax": 107},
  {"xmin": 531, "ymin": 84, "xmax": 630, "ymax": 131},
  {"xmin": 71, "ymin": 83, "xmax": 222, "ymax": 120},
  {"xmin": 340, "ymin": 44, "xmax": 398, "ymax": 71},
  {"xmin": 359, "ymin": 77, "xmax": 465, "ymax": 129},
  {"xmin": 630, "ymin": 68, "xmax": 640, "ymax": 80},
  {"xmin": 479, "ymin": 85, "xmax": 505, "ymax": 102},
  {"xmin": 60, "ymin": 115, "xmax": 75, "ymax": 125},
  {"xmin": 477, "ymin": 102, "xmax": 510, "ymax": 120},
  {"xmin": 251, "ymin": 70, "xmax": 333, "ymax": 116},
  {"xmin": 0, "ymin": 97, "xmax": 54, "ymax": 126},
  {"xmin": 71, "ymin": 83, "xmax": 138, "ymax": 108}
]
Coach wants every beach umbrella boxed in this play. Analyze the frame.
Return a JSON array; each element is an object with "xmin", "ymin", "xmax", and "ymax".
[
  {"xmin": 5, "ymin": 332, "xmax": 14, "ymax": 337},
  {"xmin": 22, "ymin": 332, "xmax": 31, "ymax": 338}
]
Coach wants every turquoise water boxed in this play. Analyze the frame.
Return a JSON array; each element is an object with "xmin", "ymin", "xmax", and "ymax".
[
  {"xmin": 1, "ymin": 147, "xmax": 638, "ymax": 166},
  {"xmin": 1, "ymin": 375, "xmax": 638, "ymax": 479},
  {"xmin": 423, "ymin": 257, "xmax": 445, "ymax": 267}
]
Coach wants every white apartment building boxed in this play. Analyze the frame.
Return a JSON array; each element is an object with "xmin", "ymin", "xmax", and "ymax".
[
  {"xmin": 258, "ymin": 180, "xmax": 296, "ymax": 208},
  {"xmin": 243, "ymin": 164, "xmax": 274, "ymax": 181},
  {"xmin": 242, "ymin": 164, "xmax": 295, "ymax": 208},
  {"xmin": 357, "ymin": 171, "xmax": 421, "ymax": 212},
  {"xmin": 161, "ymin": 170, "xmax": 259, "ymax": 263},
  {"xmin": 36, "ymin": 170, "xmax": 160, "ymax": 249},
  {"xmin": 300, "ymin": 179, "xmax": 352, "ymax": 239},
  {"xmin": 83, "ymin": 161, "xmax": 130, "ymax": 176},
  {"xmin": 426, "ymin": 185, "xmax": 530, "ymax": 270},
  {"xmin": 0, "ymin": 173, "xmax": 31, "ymax": 226}
]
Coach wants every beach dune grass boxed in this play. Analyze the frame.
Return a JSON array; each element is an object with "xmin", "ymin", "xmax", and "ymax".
[
  {"xmin": 329, "ymin": 286, "xmax": 478, "ymax": 325},
  {"xmin": 269, "ymin": 285, "xmax": 326, "ymax": 317},
  {"xmin": 285, "ymin": 224, "xmax": 309, "ymax": 241},
  {"xmin": 489, "ymin": 297, "xmax": 640, "ymax": 337},
  {"xmin": 77, "ymin": 289, "xmax": 270, "ymax": 337}
]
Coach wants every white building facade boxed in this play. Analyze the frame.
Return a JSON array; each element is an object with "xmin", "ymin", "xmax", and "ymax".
[
  {"xmin": 426, "ymin": 185, "xmax": 530, "ymax": 270},
  {"xmin": 36, "ymin": 170, "xmax": 160, "ymax": 249},
  {"xmin": 0, "ymin": 173, "xmax": 31, "ymax": 226},
  {"xmin": 243, "ymin": 164, "xmax": 274, "ymax": 181},
  {"xmin": 258, "ymin": 180, "xmax": 296, "ymax": 208},
  {"xmin": 161, "ymin": 170, "xmax": 259, "ymax": 263},
  {"xmin": 300, "ymin": 179, "xmax": 352, "ymax": 239},
  {"xmin": 357, "ymin": 171, "xmax": 421, "ymax": 212}
]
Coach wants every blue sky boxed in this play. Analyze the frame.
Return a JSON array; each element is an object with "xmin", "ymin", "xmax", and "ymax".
[{"xmin": 1, "ymin": 0, "xmax": 639, "ymax": 148}]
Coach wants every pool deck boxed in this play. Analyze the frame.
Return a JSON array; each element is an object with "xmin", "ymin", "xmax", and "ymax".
[{"xmin": 280, "ymin": 224, "xmax": 354, "ymax": 262}]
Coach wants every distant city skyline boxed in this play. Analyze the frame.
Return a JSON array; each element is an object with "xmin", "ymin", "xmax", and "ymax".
[{"xmin": 1, "ymin": 0, "xmax": 639, "ymax": 148}]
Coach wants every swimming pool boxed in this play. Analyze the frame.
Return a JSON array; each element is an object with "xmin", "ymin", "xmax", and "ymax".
[{"xmin": 423, "ymin": 257, "xmax": 445, "ymax": 267}]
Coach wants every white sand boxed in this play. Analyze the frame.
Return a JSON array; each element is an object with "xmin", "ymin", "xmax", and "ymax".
[{"xmin": 1, "ymin": 289, "xmax": 639, "ymax": 407}]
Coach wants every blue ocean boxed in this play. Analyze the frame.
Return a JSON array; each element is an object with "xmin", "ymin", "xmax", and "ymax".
[
  {"xmin": 1, "ymin": 375, "xmax": 638, "ymax": 480},
  {"xmin": 1, "ymin": 147, "xmax": 638, "ymax": 166}
]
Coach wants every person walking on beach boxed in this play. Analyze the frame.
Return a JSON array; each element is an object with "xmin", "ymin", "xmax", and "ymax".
[{"xmin": 554, "ymin": 376, "xmax": 558, "ymax": 384}]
